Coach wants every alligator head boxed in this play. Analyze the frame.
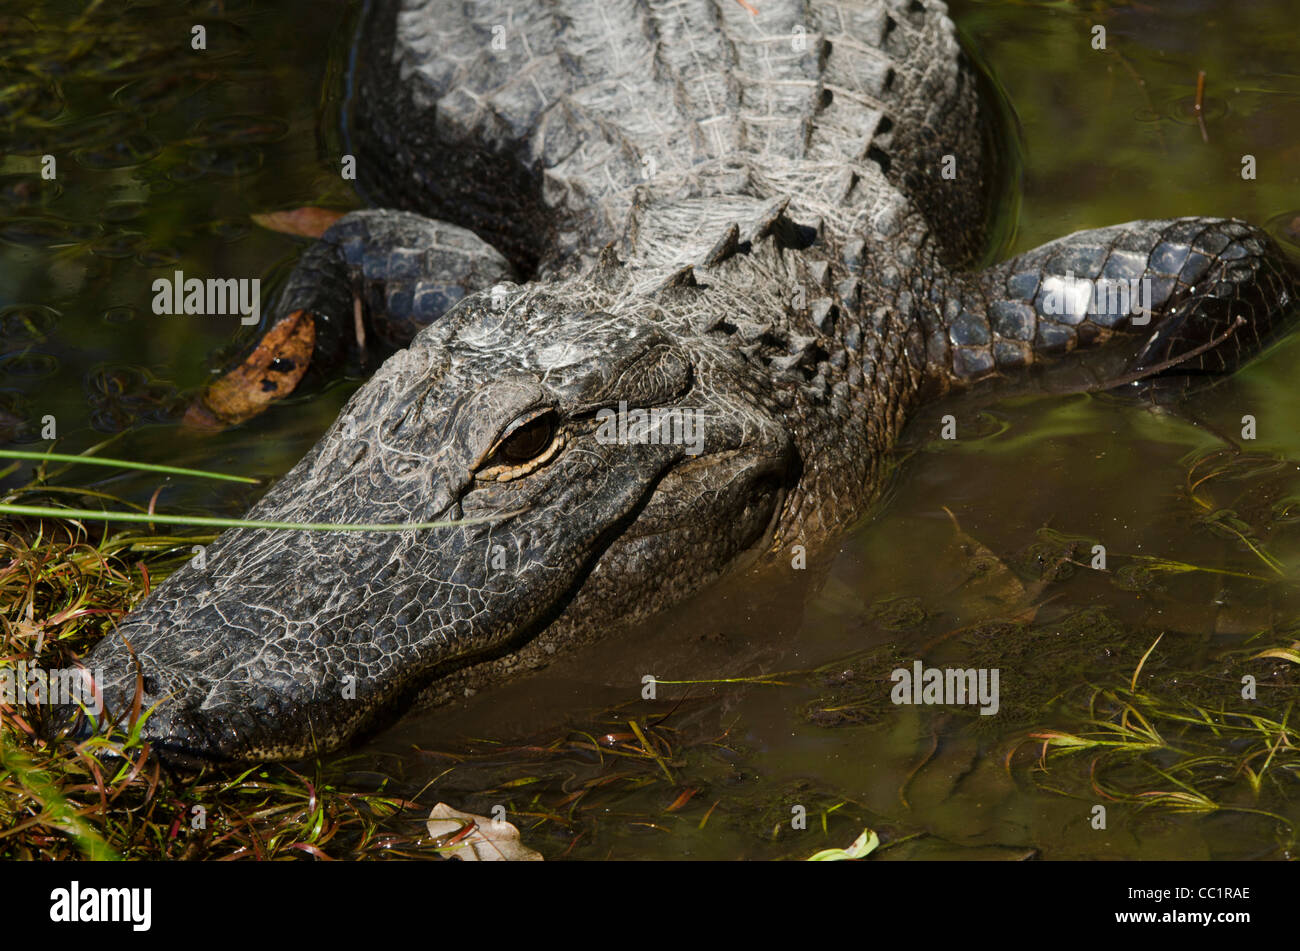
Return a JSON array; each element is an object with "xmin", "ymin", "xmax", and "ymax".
[{"xmin": 76, "ymin": 282, "xmax": 795, "ymax": 761}]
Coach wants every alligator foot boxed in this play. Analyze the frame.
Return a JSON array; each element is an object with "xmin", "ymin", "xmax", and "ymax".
[
  {"xmin": 185, "ymin": 209, "xmax": 517, "ymax": 429},
  {"xmin": 929, "ymin": 217, "xmax": 1300, "ymax": 397}
]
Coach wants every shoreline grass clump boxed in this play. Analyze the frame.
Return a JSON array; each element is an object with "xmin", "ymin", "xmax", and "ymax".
[
  {"xmin": 0, "ymin": 454, "xmax": 442, "ymax": 860},
  {"xmin": 0, "ymin": 511, "xmax": 437, "ymax": 860}
]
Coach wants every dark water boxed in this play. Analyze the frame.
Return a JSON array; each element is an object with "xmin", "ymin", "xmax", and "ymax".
[
  {"xmin": 0, "ymin": 0, "xmax": 362, "ymax": 514},
  {"xmin": 3, "ymin": 0, "xmax": 1299, "ymax": 859}
]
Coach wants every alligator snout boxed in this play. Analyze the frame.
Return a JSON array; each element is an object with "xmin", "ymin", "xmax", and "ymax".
[{"xmin": 52, "ymin": 674, "xmax": 245, "ymax": 764}]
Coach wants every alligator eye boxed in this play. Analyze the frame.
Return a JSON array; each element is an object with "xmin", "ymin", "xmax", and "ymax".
[
  {"xmin": 498, "ymin": 413, "xmax": 553, "ymax": 463},
  {"xmin": 477, "ymin": 410, "xmax": 564, "ymax": 482}
]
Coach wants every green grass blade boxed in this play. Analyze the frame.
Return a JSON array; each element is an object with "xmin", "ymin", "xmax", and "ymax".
[
  {"xmin": 0, "ymin": 450, "xmax": 260, "ymax": 485},
  {"xmin": 0, "ymin": 503, "xmax": 497, "ymax": 533}
]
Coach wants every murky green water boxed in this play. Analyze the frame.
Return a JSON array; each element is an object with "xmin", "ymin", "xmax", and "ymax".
[
  {"xmin": 0, "ymin": 0, "xmax": 361, "ymax": 513},
  {"xmin": 4, "ymin": 0, "xmax": 1299, "ymax": 859}
]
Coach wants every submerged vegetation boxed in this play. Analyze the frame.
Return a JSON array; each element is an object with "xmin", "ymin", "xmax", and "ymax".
[{"xmin": 1020, "ymin": 640, "xmax": 1299, "ymax": 838}]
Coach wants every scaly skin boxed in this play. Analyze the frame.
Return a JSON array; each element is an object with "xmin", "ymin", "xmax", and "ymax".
[{"xmin": 73, "ymin": 0, "xmax": 1298, "ymax": 761}]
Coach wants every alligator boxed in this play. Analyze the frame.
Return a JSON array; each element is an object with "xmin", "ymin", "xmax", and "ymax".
[{"xmin": 72, "ymin": 0, "xmax": 1299, "ymax": 761}]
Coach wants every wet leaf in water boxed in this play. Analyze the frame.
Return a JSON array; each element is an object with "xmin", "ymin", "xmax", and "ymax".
[
  {"xmin": 807, "ymin": 827, "xmax": 879, "ymax": 861},
  {"xmin": 184, "ymin": 309, "xmax": 315, "ymax": 429},
  {"xmin": 426, "ymin": 803, "xmax": 543, "ymax": 861},
  {"xmin": 937, "ymin": 507, "xmax": 1042, "ymax": 624},
  {"xmin": 250, "ymin": 206, "xmax": 345, "ymax": 239}
]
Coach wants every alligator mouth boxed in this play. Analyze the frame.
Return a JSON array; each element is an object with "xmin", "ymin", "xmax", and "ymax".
[{"xmin": 400, "ymin": 454, "xmax": 795, "ymax": 716}]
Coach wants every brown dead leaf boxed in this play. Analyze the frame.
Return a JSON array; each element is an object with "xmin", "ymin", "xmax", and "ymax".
[
  {"xmin": 250, "ymin": 206, "xmax": 346, "ymax": 239},
  {"xmin": 939, "ymin": 506, "xmax": 1042, "ymax": 624},
  {"xmin": 183, "ymin": 309, "xmax": 315, "ymax": 430},
  {"xmin": 426, "ymin": 803, "xmax": 543, "ymax": 862}
]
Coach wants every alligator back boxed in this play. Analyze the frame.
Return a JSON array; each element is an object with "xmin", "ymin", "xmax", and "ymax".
[{"xmin": 350, "ymin": 0, "xmax": 996, "ymax": 278}]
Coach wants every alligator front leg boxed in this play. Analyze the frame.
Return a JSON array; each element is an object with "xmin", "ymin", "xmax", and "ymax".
[
  {"xmin": 185, "ymin": 209, "xmax": 516, "ymax": 428},
  {"xmin": 928, "ymin": 218, "xmax": 1300, "ymax": 396}
]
